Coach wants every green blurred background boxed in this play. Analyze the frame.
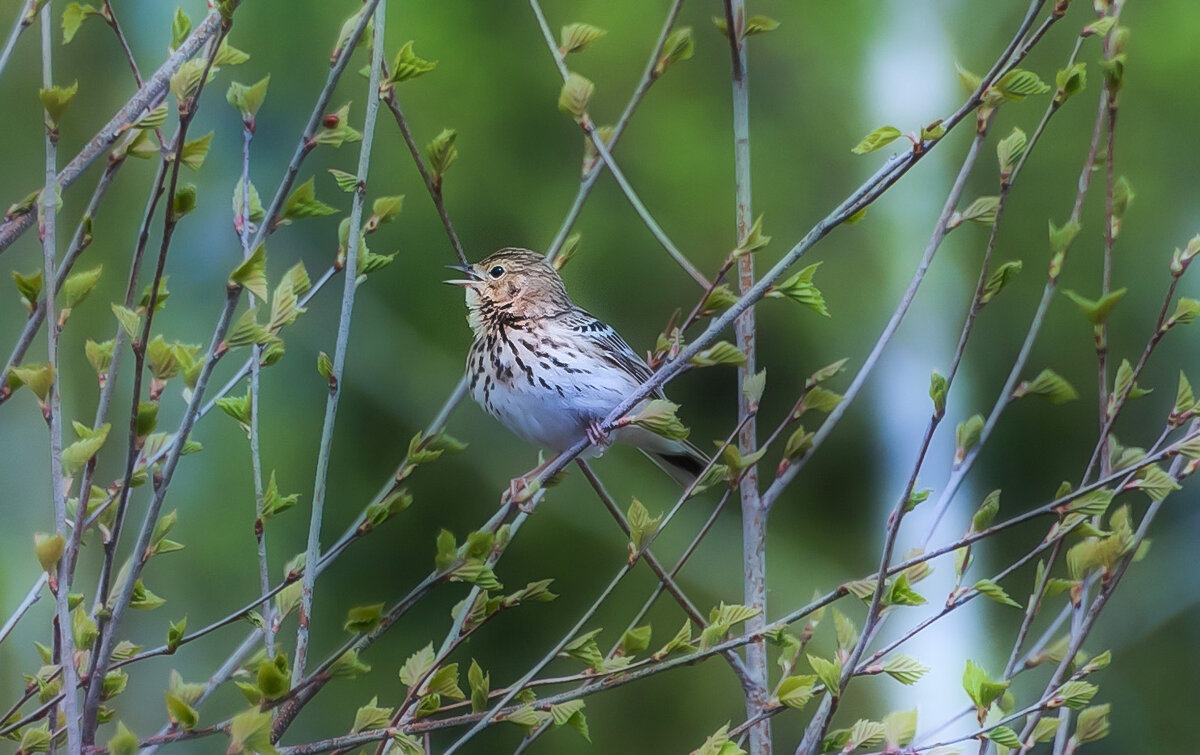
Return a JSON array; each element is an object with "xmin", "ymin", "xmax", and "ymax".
[{"xmin": 1, "ymin": 0, "xmax": 1197, "ymax": 751}]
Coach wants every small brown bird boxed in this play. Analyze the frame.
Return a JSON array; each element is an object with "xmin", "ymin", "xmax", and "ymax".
[{"xmin": 446, "ymin": 248, "xmax": 708, "ymax": 486}]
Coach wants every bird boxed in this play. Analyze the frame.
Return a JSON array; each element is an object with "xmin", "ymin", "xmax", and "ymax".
[{"xmin": 445, "ymin": 247, "xmax": 709, "ymax": 490}]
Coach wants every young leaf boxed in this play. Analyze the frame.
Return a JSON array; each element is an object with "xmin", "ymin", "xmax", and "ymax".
[
  {"xmin": 559, "ymin": 22, "xmax": 606, "ymax": 54},
  {"xmin": 62, "ymin": 3, "xmax": 100, "ymax": 45},
  {"xmin": 226, "ymin": 75, "xmax": 270, "ymax": 120},
  {"xmin": 40, "ymin": 81, "xmax": 79, "ymax": 123},
  {"xmin": 881, "ymin": 655, "xmax": 929, "ymax": 685},
  {"xmin": 997, "ymin": 127, "xmax": 1027, "ymax": 174},
  {"xmin": 979, "ymin": 260, "xmax": 1022, "ymax": 304},
  {"xmin": 993, "ymin": 68, "xmax": 1051, "ymax": 99},
  {"xmin": 954, "ymin": 414, "xmax": 985, "ymax": 465},
  {"xmin": 734, "ymin": 214, "xmax": 771, "ymax": 256},
  {"xmin": 390, "ymin": 40, "xmax": 437, "ymax": 83},
  {"xmin": 229, "ymin": 243, "xmax": 268, "ymax": 302},
  {"xmin": 62, "ymin": 265, "xmax": 102, "ymax": 311},
  {"xmin": 1012, "ymin": 368, "xmax": 1078, "ymax": 404},
  {"xmin": 962, "ymin": 660, "xmax": 1008, "ymax": 712},
  {"xmin": 179, "ymin": 132, "xmax": 213, "ymax": 171},
  {"xmin": 973, "ymin": 578, "xmax": 1022, "ymax": 608},
  {"xmin": 655, "ymin": 27, "xmax": 693, "ymax": 75},
  {"xmin": 776, "ymin": 675, "xmax": 817, "ymax": 709},
  {"xmin": 1063, "ymin": 288, "xmax": 1127, "ymax": 325},
  {"xmin": 851, "ymin": 125, "xmax": 901, "ymax": 155},
  {"xmin": 950, "ymin": 196, "xmax": 1001, "ymax": 228},
  {"xmin": 627, "ymin": 399, "xmax": 689, "ymax": 440},
  {"xmin": 281, "ymin": 177, "xmax": 338, "ymax": 223},
  {"xmin": 557, "ymin": 72, "xmax": 594, "ymax": 118},
  {"xmin": 689, "ymin": 341, "xmax": 746, "ymax": 367},
  {"xmin": 427, "ymin": 128, "xmax": 458, "ymax": 178}
]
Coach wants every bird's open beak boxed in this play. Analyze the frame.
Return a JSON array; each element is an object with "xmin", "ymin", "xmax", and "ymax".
[{"xmin": 443, "ymin": 264, "xmax": 482, "ymax": 287}]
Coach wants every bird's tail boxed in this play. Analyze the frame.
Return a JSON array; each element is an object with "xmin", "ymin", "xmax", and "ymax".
[{"xmin": 638, "ymin": 439, "xmax": 711, "ymax": 488}]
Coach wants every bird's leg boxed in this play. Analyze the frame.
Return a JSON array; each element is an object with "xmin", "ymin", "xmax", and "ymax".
[
  {"xmin": 586, "ymin": 418, "xmax": 611, "ymax": 450},
  {"xmin": 501, "ymin": 455, "xmax": 555, "ymax": 513}
]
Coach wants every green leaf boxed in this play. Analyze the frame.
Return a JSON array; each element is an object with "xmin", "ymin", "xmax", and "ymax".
[
  {"xmin": 62, "ymin": 264, "xmax": 102, "ymax": 311},
  {"xmin": 714, "ymin": 15, "xmax": 780, "ymax": 37},
  {"xmin": 165, "ymin": 692, "xmax": 198, "ymax": 730},
  {"xmin": 653, "ymin": 619, "xmax": 696, "ymax": 659},
  {"xmin": 427, "ymin": 663, "xmax": 465, "ymax": 700},
  {"xmin": 1166, "ymin": 297, "xmax": 1200, "ymax": 329},
  {"xmin": 226, "ymin": 75, "xmax": 270, "ymax": 120},
  {"xmin": 62, "ymin": 3, "xmax": 100, "ymax": 45},
  {"xmin": 212, "ymin": 38, "xmax": 249, "ymax": 67},
  {"xmin": 621, "ymin": 625, "xmax": 652, "ymax": 656},
  {"xmin": 62, "ymin": 422, "xmax": 110, "ymax": 476},
  {"xmin": 559, "ymin": 22, "xmax": 606, "ymax": 54},
  {"xmin": 808, "ymin": 654, "xmax": 842, "ymax": 695},
  {"xmin": 282, "ymin": 177, "xmax": 338, "ymax": 223},
  {"xmin": 962, "ymin": 659, "xmax": 1008, "ymax": 712},
  {"xmin": 35, "ymin": 532, "xmax": 65, "ymax": 574},
  {"xmin": 1110, "ymin": 175, "xmax": 1134, "ymax": 238},
  {"xmin": 315, "ymin": 102, "xmax": 362, "ymax": 147},
  {"xmin": 129, "ymin": 579, "xmax": 165, "ymax": 610},
  {"xmin": 170, "ymin": 8, "xmax": 192, "ymax": 50},
  {"xmin": 427, "ymin": 128, "xmax": 458, "ymax": 177},
  {"xmin": 12, "ymin": 268, "xmax": 43, "ymax": 311},
  {"xmin": 694, "ymin": 724, "xmax": 746, "ymax": 755},
  {"xmin": 994, "ymin": 68, "xmax": 1051, "ymax": 99},
  {"xmin": 921, "ymin": 119, "xmax": 946, "ymax": 141},
  {"xmin": 1049, "ymin": 680, "xmax": 1098, "ymax": 709},
  {"xmin": 767, "ymin": 263, "xmax": 828, "ymax": 316},
  {"xmin": 1130, "ymin": 464, "xmax": 1180, "ymax": 502},
  {"xmin": 852, "ymin": 125, "xmax": 902, "ymax": 154},
  {"xmin": 179, "ymin": 132, "xmax": 212, "ymax": 171},
  {"xmin": 557, "ymin": 72, "xmax": 594, "ymax": 118},
  {"xmin": 742, "ymin": 369, "xmax": 766, "ymax": 407},
  {"xmin": 973, "ymin": 578, "xmax": 1021, "ymax": 608},
  {"xmin": 228, "ymin": 243, "xmax": 268, "ymax": 302},
  {"xmin": 881, "ymin": 655, "xmax": 929, "ymax": 685},
  {"xmin": 904, "ymin": 487, "xmax": 931, "ymax": 513},
  {"xmin": 929, "ymin": 371, "xmax": 947, "ymax": 416},
  {"xmin": 984, "ymin": 725, "xmax": 1022, "ymax": 748},
  {"xmin": 882, "ymin": 709, "xmax": 918, "ymax": 748},
  {"xmin": 655, "ymin": 26, "xmax": 693, "ymax": 75},
  {"xmin": 972, "ymin": 489, "xmax": 1001, "ymax": 531},
  {"xmin": 628, "ymin": 398, "xmax": 689, "ymax": 440},
  {"xmin": 170, "ymin": 184, "xmax": 197, "ymax": 220},
  {"xmin": 268, "ymin": 262, "xmax": 310, "ymax": 332},
  {"xmin": 883, "ymin": 571, "xmax": 926, "ymax": 606},
  {"xmin": 40, "ymin": 80, "xmax": 79, "ymax": 123},
  {"xmin": 7, "ymin": 361, "xmax": 55, "ymax": 401},
  {"xmin": 262, "ymin": 471, "xmax": 300, "ymax": 519},
  {"xmin": 1013, "ymin": 368, "xmax": 1078, "ymax": 404},
  {"xmin": 562, "ymin": 628, "xmax": 605, "ymax": 671},
  {"xmin": 950, "ymin": 195, "xmax": 1001, "ymax": 228},
  {"xmin": 1174, "ymin": 372, "xmax": 1195, "ymax": 417},
  {"xmin": 468, "ymin": 659, "xmax": 489, "ymax": 713},
  {"xmin": 367, "ymin": 195, "xmax": 405, "ymax": 230},
  {"xmin": 979, "ymin": 260, "xmax": 1022, "ymax": 305},
  {"xmin": 1073, "ymin": 703, "xmax": 1111, "ymax": 745},
  {"xmin": 777, "ymin": 675, "xmax": 817, "ymax": 709},
  {"xmin": 1055, "ymin": 62, "xmax": 1087, "ymax": 102},
  {"xmin": 783, "ymin": 425, "xmax": 813, "ymax": 460},
  {"xmin": 955, "ymin": 61, "xmax": 982, "ymax": 93},
  {"xmin": 225, "ymin": 309, "xmax": 269, "ymax": 350},
  {"xmin": 627, "ymin": 498, "xmax": 662, "ymax": 553},
  {"xmin": 328, "ymin": 169, "xmax": 358, "ymax": 193},
  {"xmin": 690, "ymin": 341, "xmax": 746, "ymax": 367},
  {"xmin": 107, "ymin": 721, "xmax": 138, "ymax": 755},
  {"xmin": 1064, "ymin": 488, "xmax": 1114, "ymax": 517},
  {"xmin": 227, "ymin": 708, "xmax": 276, "ymax": 755},
  {"xmin": 390, "ymin": 40, "xmax": 437, "ymax": 83},
  {"xmin": 734, "ymin": 213, "xmax": 771, "ymax": 256},
  {"xmin": 1063, "ymin": 288, "xmax": 1127, "ymax": 325},
  {"xmin": 996, "ymin": 127, "xmax": 1027, "ymax": 174},
  {"xmin": 351, "ymin": 696, "xmax": 393, "ymax": 733},
  {"xmin": 399, "ymin": 643, "xmax": 436, "ymax": 688},
  {"xmin": 343, "ymin": 602, "xmax": 384, "ymax": 633},
  {"xmin": 954, "ymin": 414, "xmax": 985, "ymax": 465}
]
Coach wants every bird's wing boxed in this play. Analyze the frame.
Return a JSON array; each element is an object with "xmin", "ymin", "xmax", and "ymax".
[{"xmin": 559, "ymin": 307, "xmax": 663, "ymax": 396}]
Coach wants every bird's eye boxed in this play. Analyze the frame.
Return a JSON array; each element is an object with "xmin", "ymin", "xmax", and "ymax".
[{"xmin": 488, "ymin": 265, "xmax": 505, "ymax": 279}]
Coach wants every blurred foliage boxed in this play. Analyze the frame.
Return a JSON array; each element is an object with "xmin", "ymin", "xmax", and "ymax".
[{"xmin": 0, "ymin": 0, "xmax": 1198, "ymax": 752}]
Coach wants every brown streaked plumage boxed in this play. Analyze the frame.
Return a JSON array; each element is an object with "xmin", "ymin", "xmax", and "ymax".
[{"xmin": 447, "ymin": 248, "xmax": 707, "ymax": 486}]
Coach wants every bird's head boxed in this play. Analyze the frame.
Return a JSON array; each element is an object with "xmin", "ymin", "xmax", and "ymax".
[{"xmin": 445, "ymin": 248, "xmax": 572, "ymax": 329}]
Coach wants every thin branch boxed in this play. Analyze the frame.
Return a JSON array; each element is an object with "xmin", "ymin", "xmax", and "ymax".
[
  {"xmin": 292, "ymin": 0, "xmax": 387, "ymax": 682},
  {"xmin": 527, "ymin": 0, "xmax": 708, "ymax": 288},
  {"xmin": 0, "ymin": 0, "xmax": 36, "ymax": 85},
  {"xmin": 0, "ymin": 7, "xmax": 234, "ymax": 254},
  {"xmin": 39, "ymin": 4, "xmax": 82, "ymax": 748}
]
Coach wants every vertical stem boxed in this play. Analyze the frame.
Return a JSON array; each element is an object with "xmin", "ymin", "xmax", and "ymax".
[
  {"xmin": 721, "ymin": 2, "xmax": 769, "ymax": 751},
  {"xmin": 40, "ymin": 5, "xmax": 82, "ymax": 749},
  {"xmin": 292, "ymin": 0, "xmax": 386, "ymax": 681},
  {"xmin": 240, "ymin": 117, "xmax": 275, "ymax": 657}
]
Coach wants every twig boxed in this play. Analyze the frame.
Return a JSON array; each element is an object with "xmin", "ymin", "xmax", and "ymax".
[
  {"xmin": 291, "ymin": 0, "xmax": 387, "ymax": 683},
  {"xmin": 0, "ymin": 573, "xmax": 47, "ymax": 646},
  {"xmin": 527, "ymin": 0, "xmax": 709, "ymax": 288},
  {"xmin": 719, "ymin": 1, "xmax": 771, "ymax": 750},
  {"xmin": 0, "ymin": 7, "xmax": 233, "ymax": 254},
  {"xmin": 38, "ymin": 5, "xmax": 83, "ymax": 749},
  {"xmin": 0, "ymin": 0, "xmax": 36, "ymax": 85}
]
